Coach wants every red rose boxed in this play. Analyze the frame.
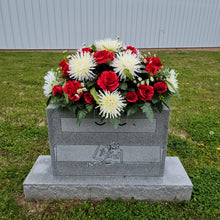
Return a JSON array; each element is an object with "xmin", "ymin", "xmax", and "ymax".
[
  {"xmin": 63, "ymin": 80, "xmax": 83, "ymax": 101},
  {"xmin": 126, "ymin": 91, "xmax": 138, "ymax": 102},
  {"xmin": 154, "ymin": 81, "xmax": 167, "ymax": 93},
  {"xmin": 97, "ymin": 71, "xmax": 119, "ymax": 91},
  {"xmin": 84, "ymin": 92, "xmax": 94, "ymax": 104},
  {"xmin": 81, "ymin": 47, "xmax": 93, "ymax": 54},
  {"xmin": 125, "ymin": 46, "xmax": 138, "ymax": 55},
  {"xmin": 144, "ymin": 56, "xmax": 162, "ymax": 75},
  {"xmin": 52, "ymin": 85, "xmax": 63, "ymax": 96},
  {"xmin": 93, "ymin": 50, "xmax": 115, "ymax": 64},
  {"xmin": 137, "ymin": 84, "xmax": 154, "ymax": 102}
]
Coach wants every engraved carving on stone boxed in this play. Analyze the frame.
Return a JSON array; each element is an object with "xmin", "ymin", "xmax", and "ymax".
[{"xmin": 88, "ymin": 142, "xmax": 123, "ymax": 166}]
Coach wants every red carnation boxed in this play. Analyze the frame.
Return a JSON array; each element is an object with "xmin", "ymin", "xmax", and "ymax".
[
  {"xmin": 52, "ymin": 85, "xmax": 63, "ymax": 96},
  {"xmin": 93, "ymin": 50, "xmax": 115, "ymax": 64},
  {"xmin": 81, "ymin": 47, "xmax": 93, "ymax": 54},
  {"xmin": 62, "ymin": 64, "xmax": 70, "ymax": 77},
  {"xmin": 84, "ymin": 92, "xmax": 94, "ymax": 104},
  {"xmin": 59, "ymin": 59, "xmax": 67, "ymax": 68},
  {"xmin": 126, "ymin": 91, "xmax": 138, "ymax": 102},
  {"xmin": 144, "ymin": 56, "xmax": 162, "ymax": 75},
  {"xmin": 125, "ymin": 46, "xmax": 138, "ymax": 55},
  {"xmin": 137, "ymin": 84, "xmax": 154, "ymax": 102},
  {"xmin": 59, "ymin": 59, "xmax": 70, "ymax": 77},
  {"xmin": 63, "ymin": 80, "xmax": 83, "ymax": 101},
  {"xmin": 154, "ymin": 81, "xmax": 167, "ymax": 93},
  {"xmin": 97, "ymin": 71, "xmax": 119, "ymax": 91}
]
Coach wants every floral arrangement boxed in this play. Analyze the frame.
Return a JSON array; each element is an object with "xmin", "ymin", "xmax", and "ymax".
[{"xmin": 43, "ymin": 38, "xmax": 179, "ymax": 128}]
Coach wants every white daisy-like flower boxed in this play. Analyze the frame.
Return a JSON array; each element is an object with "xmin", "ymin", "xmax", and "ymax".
[
  {"xmin": 69, "ymin": 52, "xmax": 96, "ymax": 82},
  {"xmin": 97, "ymin": 90, "xmax": 126, "ymax": 119},
  {"xmin": 166, "ymin": 69, "xmax": 178, "ymax": 93},
  {"xmin": 43, "ymin": 71, "xmax": 58, "ymax": 97},
  {"xmin": 95, "ymin": 38, "xmax": 122, "ymax": 52},
  {"xmin": 111, "ymin": 51, "xmax": 141, "ymax": 80}
]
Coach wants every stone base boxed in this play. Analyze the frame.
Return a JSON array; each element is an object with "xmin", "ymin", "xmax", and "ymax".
[{"xmin": 23, "ymin": 156, "xmax": 193, "ymax": 201}]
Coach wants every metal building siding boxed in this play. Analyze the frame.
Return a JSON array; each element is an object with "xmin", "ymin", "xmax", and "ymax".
[{"xmin": 0, "ymin": 0, "xmax": 219, "ymax": 49}]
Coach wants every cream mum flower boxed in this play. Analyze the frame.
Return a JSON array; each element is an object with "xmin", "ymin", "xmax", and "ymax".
[
  {"xmin": 69, "ymin": 52, "xmax": 96, "ymax": 81},
  {"xmin": 95, "ymin": 38, "xmax": 122, "ymax": 52},
  {"xmin": 166, "ymin": 69, "xmax": 178, "ymax": 93},
  {"xmin": 43, "ymin": 71, "xmax": 58, "ymax": 97},
  {"xmin": 111, "ymin": 51, "xmax": 141, "ymax": 80},
  {"xmin": 97, "ymin": 90, "xmax": 126, "ymax": 119}
]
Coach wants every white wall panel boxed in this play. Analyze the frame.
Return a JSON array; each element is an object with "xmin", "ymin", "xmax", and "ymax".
[{"xmin": 0, "ymin": 0, "xmax": 219, "ymax": 49}]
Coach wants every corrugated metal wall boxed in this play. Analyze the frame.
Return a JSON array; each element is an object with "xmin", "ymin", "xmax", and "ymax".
[{"xmin": 0, "ymin": 0, "xmax": 219, "ymax": 49}]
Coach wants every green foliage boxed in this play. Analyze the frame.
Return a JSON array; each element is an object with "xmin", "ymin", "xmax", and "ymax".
[
  {"xmin": 123, "ymin": 69, "xmax": 133, "ymax": 81},
  {"xmin": 0, "ymin": 50, "xmax": 219, "ymax": 219},
  {"xmin": 66, "ymin": 104, "xmax": 77, "ymax": 114},
  {"xmin": 86, "ymin": 104, "xmax": 95, "ymax": 112},
  {"xmin": 166, "ymin": 80, "xmax": 181, "ymax": 98},
  {"xmin": 162, "ymin": 94, "xmax": 171, "ymax": 108},
  {"xmin": 140, "ymin": 102, "xmax": 154, "ymax": 122},
  {"xmin": 91, "ymin": 44, "xmax": 97, "ymax": 52},
  {"xmin": 126, "ymin": 103, "xmax": 139, "ymax": 117},
  {"xmin": 119, "ymin": 82, "xmax": 128, "ymax": 90},
  {"xmin": 76, "ymin": 109, "xmax": 88, "ymax": 126},
  {"xmin": 90, "ymin": 87, "xmax": 100, "ymax": 104},
  {"xmin": 110, "ymin": 117, "xmax": 120, "ymax": 129}
]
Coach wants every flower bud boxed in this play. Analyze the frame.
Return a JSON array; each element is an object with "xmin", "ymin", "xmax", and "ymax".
[
  {"xmin": 146, "ymin": 79, "xmax": 149, "ymax": 85},
  {"xmin": 141, "ymin": 81, "xmax": 145, "ymax": 85},
  {"xmin": 77, "ymin": 89, "xmax": 82, "ymax": 94},
  {"xmin": 150, "ymin": 77, "xmax": 154, "ymax": 82}
]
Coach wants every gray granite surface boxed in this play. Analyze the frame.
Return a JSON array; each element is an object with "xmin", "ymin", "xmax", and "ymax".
[{"xmin": 23, "ymin": 156, "xmax": 193, "ymax": 201}]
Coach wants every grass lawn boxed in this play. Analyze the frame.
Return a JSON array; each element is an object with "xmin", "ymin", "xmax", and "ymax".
[{"xmin": 0, "ymin": 50, "xmax": 219, "ymax": 219}]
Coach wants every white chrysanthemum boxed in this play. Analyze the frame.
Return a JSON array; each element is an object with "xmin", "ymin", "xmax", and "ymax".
[
  {"xmin": 95, "ymin": 38, "xmax": 122, "ymax": 52},
  {"xmin": 43, "ymin": 71, "xmax": 58, "ymax": 97},
  {"xmin": 166, "ymin": 69, "xmax": 178, "ymax": 93},
  {"xmin": 97, "ymin": 90, "xmax": 126, "ymax": 119},
  {"xmin": 69, "ymin": 52, "xmax": 96, "ymax": 81},
  {"xmin": 111, "ymin": 51, "xmax": 141, "ymax": 80}
]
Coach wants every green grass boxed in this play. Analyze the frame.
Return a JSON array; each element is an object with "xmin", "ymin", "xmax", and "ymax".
[{"xmin": 0, "ymin": 50, "xmax": 220, "ymax": 219}]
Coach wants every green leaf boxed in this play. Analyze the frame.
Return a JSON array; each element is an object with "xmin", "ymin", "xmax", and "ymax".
[
  {"xmin": 77, "ymin": 109, "xmax": 88, "ymax": 126},
  {"xmin": 76, "ymin": 102, "xmax": 85, "ymax": 110},
  {"xmin": 63, "ymin": 92, "xmax": 69, "ymax": 104},
  {"xmin": 110, "ymin": 117, "xmax": 120, "ymax": 129},
  {"xmin": 86, "ymin": 104, "xmax": 95, "ymax": 112},
  {"xmin": 123, "ymin": 69, "xmax": 133, "ymax": 81},
  {"xmin": 46, "ymin": 96, "xmax": 52, "ymax": 106},
  {"xmin": 140, "ymin": 102, "xmax": 154, "ymax": 122},
  {"xmin": 66, "ymin": 105, "xmax": 77, "ymax": 114},
  {"xmin": 163, "ymin": 95, "xmax": 171, "ymax": 108},
  {"xmin": 166, "ymin": 80, "xmax": 181, "ymax": 98},
  {"xmin": 90, "ymin": 87, "xmax": 100, "ymax": 104},
  {"xmin": 127, "ymin": 87, "xmax": 135, "ymax": 92},
  {"xmin": 62, "ymin": 80, "xmax": 69, "ymax": 104},
  {"xmin": 155, "ymin": 101, "xmax": 163, "ymax": 112},
  {"xmin": 151, "ymin": 95, "xmax": 160, "ymax": 104},
  {"xmin": 126, "ymin": 104, "xmax": 139, "ymax": 117},
  {"xmin": 91, "ymin": 44, "xmax": 97, "ymax": 52},
  {"xmin": 85, "ymin": 81, "xmax": 96, "ymax": 88},
  {"xmin": 119, "ymin": 82, "xmax": 128, "ymax": 90}
]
